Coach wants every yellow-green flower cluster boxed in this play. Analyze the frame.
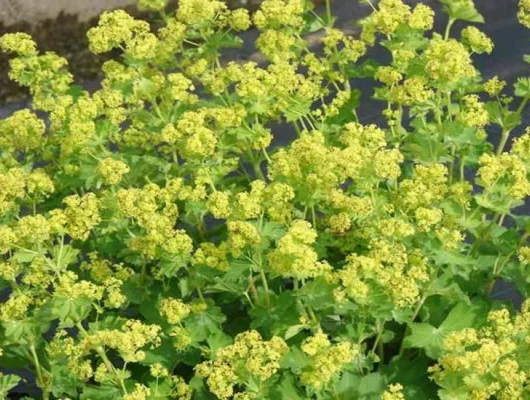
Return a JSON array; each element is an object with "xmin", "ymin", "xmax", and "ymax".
[
  {"xmin": 423, "ymin": 35, "xmax": 476, "ymax": 83},
  {"xmin": 519, "ymin": 0, "xmax": 530, "ymax": 28},
  {"xmin": 512, "ymin": 128, "xmax": 530, "ymax": 162},
  {"xmin": 0, "ymin": 109, "xmax": 45, "ymax": 151},
  {"xmin": 192, "ymin": 242, "xmax": 230, "ymax": 271},
  {"xmin": 253, "ymin": 0, "xmax": 305, "ymax": 30},
  {"xmin": 87, "ymin": 10, "xmax": 151, "ymax": 54},
  {"xmin": 227, "ymin": 221, "xmax": 261, "ymax": 256},
  {"xmin": 123, "ymin": 384, "xmax": 151, "ymax": 400},
  {"xmin": 0, "ymin": 293, "xmax": 33, "ymax": 322},
  {"xmin": 207, "ymin": 191, "xmax": 232, "ymax": 219},
  {"xmin": 431, "ymin": 303, "xmax": 530, "ymax": 400},
  {"xmin": 137, "ymin": 0, "xmax": 167, "ymax": 11},
  {"xmin": 256, "ymin": 29, "xmax": 299, "ymax": 62},
  {"xmin": 322, "ymin": 28, "xmax": 367, "ymax": 66},
  {"xmin": 229, "ymin": 9, "xmax": 251, "ymax": 31},
  {"xmin": 59, "ymin": 193, "xmax": 102, "ymax": 241},
  {"xmin": 361, "ymin": 0, "xmax": 434, "ymax": 44},
  {"xmin": 399, "ymin": 164, "xmax": 449, "ymax": 209},
  {"xmin": 159, "ymin": 298, "xmax": 191, "ymax": 324},
  {"xmin": 382, "ymin": 384, "xmax": 405, "ymax": 400},
  {"xmin": 176, "ymin": 0, "xmax": 227, "ymax": 27},
  {"xmin": 518, "ymin": 246, "xmax": 530, "ymax": 264},
  {"xmin": 299, "ymin": 331, "xmax": 359, "ymax": 390},
  {"xmin": 484, "ymin": 76, "xmax": 506, "ymax": 96},
  {"xmin": 196, "ymin": 330, "xmax": 288, "ymax": 399},
  {"xmin": 477, "ymin": 153, "xmax": 530, "ymax": 199},
  {"xmin": 0, "ymin": 168, "xmax": 28, "ymax": 215},
  {"xmin": 387, "ymin": 76, "xmax": 434, "ymax": 106},
  {"xmin": 334, "ymin": 242, "xmax": 429, "ymax": 308},
  {"xmin": 1, "ymin": 0, "xmax": 530, "ymax": 398},
  {"xmin": 461, "ymin": 26, "xmax": 494, "ymax": 54},
  {"xmin": 97, "ymin": 158, "xmax": 130, "ymax": 185},
  {"xmin": 115, "ymin": 183, "xmax": 193, "ymax": 259},
  {"xmin": 460, "ymin": 94, "xmax": 490, "ymax": 128},
  {"xmin": 84, "ymin": 319, "xmax": 161, "ymax": 363},
  {"xmin": 0, "ymin": 35, "xmax": 72, "ymax": 111},
  {"xmin": 415, "ymin": 207, "xmax": 443, "ymax": 232},
  {"xmin": 0, "ymin": 32, "xmax": 38, "ymax": 56},
  {"xmin": 268, "ymin": 220, "xmax": 330, "ymax": 279},
  {"xmin": 15, "ymin": 215, "xmax": 51, "ymax": 244}
]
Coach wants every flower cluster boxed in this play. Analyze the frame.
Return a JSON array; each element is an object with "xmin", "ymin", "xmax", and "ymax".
[
  {"xmin": 196, "ymin": 330, "xmax": 288, "ymax": 399},
  {"xmin": 430, "ymin": 303, "xmax": 530, "ymax": 399}
]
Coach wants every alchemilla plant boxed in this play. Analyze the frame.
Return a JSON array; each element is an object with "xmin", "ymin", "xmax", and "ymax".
[{"xmin": 3, "ymin": 0, "xmax": 530, "ymax": 398}]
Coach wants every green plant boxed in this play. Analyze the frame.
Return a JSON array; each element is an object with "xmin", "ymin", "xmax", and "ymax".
[{"xmin": 1, "ymin": 0, "xmax": 530, "ymax": 398}]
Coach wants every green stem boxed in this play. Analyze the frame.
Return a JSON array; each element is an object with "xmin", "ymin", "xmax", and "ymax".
[
  {"xmin": 448, "ymin": 145, "xmax": 456, "ymax": 184},
  {"xmin": 517, "ymin": 95, "xmax": 530, "ymax": 115},
  {"xmin": 30, "ymin": 345, "xmax": 49, "ymax": 400},
  {"xmin": 371, "ymin": 321, "xmax": 385, "ymax": 356},
  {"xmin": 496, "ymin": 129, "xmax": 512, "ymax": 155},
  {"xmin": 459, "ymin": 156, "xmax": 465, "ymax": 182},
  {"xmin": 248, "ymin": 275, "xmax": 259, "ymax": 305},
  {"xmin": 444, "ymin": 18, "xmax": 455, "ymax": 40},
  {"xmin": 325, "ymin": 0, "xmax": 332, "ymax": 24},
  {"xmin": 197, "ymin": 287, "xmax": 205, "ymax": 302},
  {"xmin": 252, "ymin": 161, "xmax": 267, "ymax": 182},
  {"xmin": 311, "ymin": 205, "xmax": 317, "ymax": 229},
  {"xmin": 398, "ymin": 296, "xmax": 426, "ymax": 357},
  {"xmin": 260, "ymin": 268, "xmax": 271, "ymax": 307}
]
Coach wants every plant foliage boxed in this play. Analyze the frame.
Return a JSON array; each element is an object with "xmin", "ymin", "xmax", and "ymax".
[{"xmin": 2, "ymin": 0, "xmax": 530, "ymax": 399}]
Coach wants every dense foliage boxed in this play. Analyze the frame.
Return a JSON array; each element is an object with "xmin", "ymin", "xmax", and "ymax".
[{"xmin": 2, "ymin": 0, "xmax": 530, "ymax": 398}]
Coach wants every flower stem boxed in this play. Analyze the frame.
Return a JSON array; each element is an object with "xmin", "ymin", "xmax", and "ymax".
[
  {"xmin": 30, "ymin": 345, "xmax": 49, "ymax": 400},
  {"xmin": 496, "ymin": 129, "xmax": 511, "ymax": 155},
  {"xmin": 444, "ymin": 18, "xmax": 455, "ymax": 40},
  {"xmin": 260, "ymin": 268, "xmax": 271, "ymax": 307}
]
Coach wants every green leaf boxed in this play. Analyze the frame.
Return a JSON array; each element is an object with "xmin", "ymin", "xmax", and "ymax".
[
  {"xmin": 438, "ymin": 302, "xmax": 481, "ymax": 332},
  {"xmin": 270, "ymin": 372, "xmax": 305, "ymax": 400},
  {"xmin": 403, "ymin": 323, "xmax": 444, "ymax": 359},
  {"xmin": 440, "ymin": 0, "xmax": 484, "ymax": 22},
  {"xmin": 2, "ymin": 319, "xmax": 47, "ymax": 345},
  {"xmin": 188, "ymin": 377, "xmax": 217, "ymax": 400},
  {"xmin": 11, "ymin": 248, "xmax": 41, "ymax": 263},
  {"xmin": 147, "ymin": 378, "xmax": 175, "ymax": 400},
  {"xmin": 50, "ymin": 364, "xmax": 79, "ymax": 398},
  {"xmin": 49, "ymin": 244, "xmax": 80, "ymax": 272},
  {"xmin": 184, "ymin": 305, "xmax": 226, "ymax": 342},
  {"xmin": 284, "ymin": 100, "xmax": 312, "ymax": 123},
  {"xmin": 358, "ymin": 372, "xmax": 386, "ymax": 398},
  {"xmin": 514, "ymin": 77, "xmax": 530, "ymax": 97},
  {"xmin": 280, "ymin": 347, "xmax": 311, "ymax": 372},
  {"xmin": 345, "ymin": 60, "xmax": 380, "ymax": 78},
  {"xmin": 324, "ymin": 90, "xmax": 362, "ymax": 126},
  {"xmin": 250, "ymin": 291, "xmax": 300, "ymax": 336},
  {"xmin": 50, "ymin": 296, "xmax": 92, "ymax": 328},
  {"xmin": 80, "ymin": 384, "xmax": 121, "ymax": 400},
  {"xmin": 284, "ymin": 324, "xmax": 307, "ymax": 340},
  {"xmin": 158, "ymin": 252, "xmax": 191, "ymax": 278},
  {"xmin": 335, "ymin": 370, "xmax": 361, "ymax": 400},
  {"xmin": 0, "ymin": 373, "xmax": 21, "ymax": 399},
  {"xmin": 206, "ymin": 330, "xmax": 233, "ymax": 356},
  {"xmin": 141, "ymin": 337, "xmax": 179, "ymax": 369},
  {"xmin": 404, "ymin": 302, "xmax": 483, "ymax": 358},
  {"xmin": 294, "ymin": 277, "xmax": 335, "ymax": 308},
  {"xmin": 382, "ymin": 355, "xmax": 438, "ymax": 399}
]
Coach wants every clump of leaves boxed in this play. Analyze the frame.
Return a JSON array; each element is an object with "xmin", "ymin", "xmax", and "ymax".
[{"xmin": 2, "ymin": 0, "xmax": 530, "ymax": 399}]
